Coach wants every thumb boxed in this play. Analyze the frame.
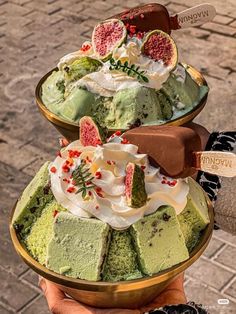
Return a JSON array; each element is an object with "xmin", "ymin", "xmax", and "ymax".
[
  {"xmin": 39, "ymin": 277, "xmax": 65, "ymax": 300},
  {"xmin": 39, "ymin": 278, "xmax": 96, "ymax": 314}
]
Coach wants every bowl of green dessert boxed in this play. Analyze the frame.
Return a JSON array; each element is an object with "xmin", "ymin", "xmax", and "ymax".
[
  {"xmin": 10, "ymin": 118, "xmax": 213, "ymax": 309},
  {"xmin": 36, "ymin": 19, "xmax": 209, "ymax": 141}
]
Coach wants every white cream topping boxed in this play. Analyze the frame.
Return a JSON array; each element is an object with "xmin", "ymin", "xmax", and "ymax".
[
  {"xmin": 49, "ymin": 140, "xmax": 189, "ymax": 229},
  {"xmin": 57, "ymin": 41, "xmax": 95, "ymax": 71},
  {"xmin": 58, "ymin": 38, "xmax": 172, "ymax": 97}
]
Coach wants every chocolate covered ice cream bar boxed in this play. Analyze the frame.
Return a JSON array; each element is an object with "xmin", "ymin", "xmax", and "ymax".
[
  {"xmin": 124, "ymin": 126, "xmax": 236, "ymax": 178},
  {"xmin": 112, "ymin": 3, "xmax": 216, "ymax": 34}
]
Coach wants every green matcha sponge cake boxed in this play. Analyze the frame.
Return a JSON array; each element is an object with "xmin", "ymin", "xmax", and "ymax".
[
  {"xmin": 13, "ymin": 161, "xmax": 53, "ymax": 239},
  {"xmin": 131, "ymin": 206, "xmax": 189, "ymax": 275},
  {"xmin": 178, "ymin": 178, "xmax": 210, "ymax": 251},
  {"xmin": 25, "ymin": 200, "xmax": 66, "ymax": 265},
  {"xmin": 102, "ymin": 230, "xmax": 142, "ymax": 281},
  {"xmin": 47, "ymin": 212, "xmax": 110, "ymax": 281}
]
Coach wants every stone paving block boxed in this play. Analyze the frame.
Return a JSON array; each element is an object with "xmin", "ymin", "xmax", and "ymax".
[
  {"xmin": 0, "ymin": 267, "xmax": 38, "ymax": 311},
  {"xmin": 0, "ymin": 140, "xmax": 37, "ymax": 170},
  {"xmin": 215, "ymin": 246, "xmax": 236, "ymax": 271},
  {"xmin": 224, "ymin": 276, "xmax": 236, "ymax": 299},
  {"xmin": 0, "ymin": 304, "xmax": 13, "ymax": 314},
  {"xmin": 172, "ymin": 32, "xmax": 235, "ymax": 79},
  {"xmin": 1, "ymin": 187, "xmax": 19, "ymax": 242},
  {"xmin": 213, "ymin": 230, "xmax": 236, "ymax": 247},
  {"xmin": 185, "ymin": 280, "xmax": 236, "ymax": 314},
  {"xmin": 0, "ymin": 161, "xmax": 32, "ymax": 201},
  {"xmin": 92, "ymin": 0, "xmax": 114, "ymax": 12},
  {"xmin": 194, "ymin": 75, "xmax": 235, "ymax": 131},
  {"xmin": 167, "ymin": 0, "xmax": 236, "ymax": 18},
  {"xmin": 21, "ymin": 295, "xmax": 50, "ymax": 314},
  {"xmin": 203, "ymin": 236, "xmax": 225, "ymax": 258},
  {"xmin": 201, "ymin": 22, "xmax": 236, "ymax": 36},
  {"xmin": 21, "ymin": 269, "xmax": 40, "ymax": 287},
  {"xmin": 22, "ymin": 157, "xmax": 52, "ymax": 177},
  {"xmin": 166, "ymin": 2, "xmax": 188, "ymax": 14},
  {"xmin": 186, "ymin": 257, "xmax": 234, "ymax": 290},
  {"xmin": 1, "ymin": 2, "xmax": 30, "ymax": 16},
  {"xmin": 213, "ymin": 15, "xmax": 234, "ymax": 25},
  {"xmin": 0, "ymin": 239, "xmax": 29, "ymax": 276},
  {"xmin": 230, "ymin": 20, "xmax": 236, "ymax": 28}
]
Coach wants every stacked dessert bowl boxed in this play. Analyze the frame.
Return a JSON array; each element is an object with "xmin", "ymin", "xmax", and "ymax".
[
  {"xmin": 35, "ymin": 16, "xmax": 208, "ymax": 141},
  {"xmin": 10, "ymin": 117, "xmax": 214, "ymax": 308},
  {"xmin": 10, "ymin": 7, "xmax": 213, "ymax": 309},
  {"xmin": 36, "ymin": 64, "xmax": 208, "ymax": 142}
]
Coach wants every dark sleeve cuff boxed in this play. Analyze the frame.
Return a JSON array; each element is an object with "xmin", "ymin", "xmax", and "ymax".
[{"xmin": 144, "ymin": 301, "xmax": 208, "ymax": 313}]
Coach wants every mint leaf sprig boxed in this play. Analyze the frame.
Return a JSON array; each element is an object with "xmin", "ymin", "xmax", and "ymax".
[
  {"xmin": 72, "ymin": 160, "xmax": 95, "ymax": 199},
  {"xmin": 109, "ymin": 58, "xmax": 149, "ymax": 83}
]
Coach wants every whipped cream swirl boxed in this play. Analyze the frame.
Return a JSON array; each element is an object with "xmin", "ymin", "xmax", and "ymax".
[
  {"xmin": 58, "ymin": 38, "xmax": 172, "ymax": 97},
  {"xmin": 50, "ymin": 140, "xmax": 189, "ymax": 229}
]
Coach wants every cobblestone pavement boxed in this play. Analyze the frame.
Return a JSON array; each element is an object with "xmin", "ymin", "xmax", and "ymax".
[{"xmin": 0, "ymin": 0, "xmax": 236, "ymax": 313}]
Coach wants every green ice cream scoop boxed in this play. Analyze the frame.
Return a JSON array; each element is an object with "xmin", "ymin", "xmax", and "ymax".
[
  {"xmin": 59, "ymin": 87, "xmax": 95, "ymax": 122},
  {"xmin": 63, "ymin": 57, "xmax": 102, "ymax": 85},
  {"xmin": 104, "ymin": 86, "xmax": 163, "ymax": 129}
]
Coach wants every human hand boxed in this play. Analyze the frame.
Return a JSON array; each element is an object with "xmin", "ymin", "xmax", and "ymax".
[{"xmin": 39, "ymin": 273, "xmax": 186, "ymax": 314}]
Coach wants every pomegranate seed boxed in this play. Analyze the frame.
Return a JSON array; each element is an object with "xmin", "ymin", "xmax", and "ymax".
[
  {"xmin": 50, "ymin": 166, "xmax": 57, "ymax": 173},
  {"xmin": 107, "ymin": 160, "xmax": 112, "ymax": 165},
  {"xmin": 96, "ymin": 187, "xmax": 102, "ymax": 193},
  {"xmin": 121, "ymin": 138, "xmax": 130, "ymax": 144},
  {"xmin": 95, "ymin": 205, "xmax": 99, "ymax": 210},
  {"xmin": 115, "ymin": 130, "xmax": 122, "ymax": 136},
  {"xmin": 96, "ymin": 139, "xmax": 102, "ymax": 145},
  {"xmin": 169, "ymin": 180, "xmax": 177, "ymax": 187},
  {"xmin": 88, "ymin": 191, "xmax": 92, "ymax": 196},
  {"xmin": 95, "ymin": 171, "xmax": 102, "ymax": 179},
  {"xmin": 62, "ymin": 165, "xmax": 70, "ymax": 173},
  {"xmin": 53, "ymin": 210, "xmax": 59, "ymax": 218},
  {"xmin": 67, "ymin": 186, "xmax": 76, "ymax": 193}
]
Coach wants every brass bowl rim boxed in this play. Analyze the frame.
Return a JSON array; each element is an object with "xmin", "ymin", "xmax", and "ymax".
[
  {"xmin": 35, "ymin": 63, "xmax": 208, "ymax": 132},
  {"xmin": 10, "ymin": 192, "xmax": 214, "ymax": 292}
]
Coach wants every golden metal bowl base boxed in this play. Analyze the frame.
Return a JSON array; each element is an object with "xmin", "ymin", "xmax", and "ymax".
[
  {"xmin": 35, "ymin": 63, "xmax": 208, "ymax": 142},
  {"xmin": 9, "ymin": 196, "xmax": 214, "ymax": 309}
]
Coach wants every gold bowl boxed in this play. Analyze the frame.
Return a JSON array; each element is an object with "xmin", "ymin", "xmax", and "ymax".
[
  {"xmin": 9, "ymin": 196, "xmax": 214, "ymax": 309},
  {"xmin": 35, "ymin": 63, "xmax": 208, "ymax": 142}
]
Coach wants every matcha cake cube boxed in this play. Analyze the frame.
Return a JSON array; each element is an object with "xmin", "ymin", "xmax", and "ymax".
[
  {"xmin": 102, "ymin": 230, "xmax": 142, "ymax": 282},
  {"xmin": 13, "ymin": 161, "xmax": 53, "ymax": 238},
  {"xmin": 178, "ymin": 178, "xmax": 210, "ymax": 251},
  {"xmin": 47, "ymin": 212, "xmax": 110, "ymax": 281},
  {"xmin": 25, "ymin": 200, "xmax": 66, "ymax": 265},
  {"xmin": 131, "ymin": 206, "xmax": 189, "ymax": 275}
]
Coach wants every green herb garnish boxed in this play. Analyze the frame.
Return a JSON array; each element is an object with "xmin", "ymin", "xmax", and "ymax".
[
  {"xmin": 72, "ymin": 160, "xmax": 95, "ymax": 198},
  {"xmin": 109, "ymin": 58, "xmax": 149, "ymax": 83}
]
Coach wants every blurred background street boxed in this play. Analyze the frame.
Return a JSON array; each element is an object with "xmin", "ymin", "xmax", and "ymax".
[{"xmin": 0, "ymin": 0, "xmax": 235, "ymax": 313}]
